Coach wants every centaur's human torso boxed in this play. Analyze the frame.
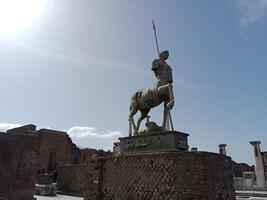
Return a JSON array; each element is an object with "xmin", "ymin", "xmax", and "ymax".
[
  {"xmin": 152, "ymin": 58, "xmax": 173, "ymax": 89},
  {"xmin": 136, "ymin": 53, "xmax": 173, "ymax": 109}
]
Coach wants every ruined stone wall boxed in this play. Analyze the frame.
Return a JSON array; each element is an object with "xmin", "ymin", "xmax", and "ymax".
[
  {"xmin": 80, "ymin": 149, "xmax": 112, "ymax": 164},
  {"xmin": 80, "ymin": 149, "xmax": 98, "ymax": 164},
  {"xmin": 84, "ymin": 151, "xmax": 236, "ymax": 200},
  {"xmin": 38, "ymin": 129, "xmax": 75, "ymax": 171},
  {"xmin": 57, "ymin": 164, "xmax": 89, "ymax": 197},
  {"xmin": 232, "ymin": 161, "xmax": 254, "ymax": 177},
  {"xmin": 0, "ymin": 133, "xmax": 39, "ymax": 200}
]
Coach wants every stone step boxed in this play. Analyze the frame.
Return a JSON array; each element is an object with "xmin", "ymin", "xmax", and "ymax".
[{"xmin": 236, "ymin": 190, "xmax": 267, "ymax": 198}]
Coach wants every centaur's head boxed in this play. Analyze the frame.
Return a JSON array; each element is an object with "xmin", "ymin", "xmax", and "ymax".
[{"xmin": 159, "ymin": 50, "xmax": 169, "ymax": 60}]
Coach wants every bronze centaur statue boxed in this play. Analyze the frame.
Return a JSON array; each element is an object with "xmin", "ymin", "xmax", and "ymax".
[{"xmin": 129, "ymin": 50, "xmax": 175, "ymax": 135}]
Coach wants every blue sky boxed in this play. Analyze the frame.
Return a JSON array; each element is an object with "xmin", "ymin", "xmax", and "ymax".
[{"xmin": 0, "ymin": 0, "xmax": 266, "ymax": 164}]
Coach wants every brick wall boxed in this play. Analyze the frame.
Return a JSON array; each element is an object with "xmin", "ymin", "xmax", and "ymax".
[
  {"xmin": 84, "ymin": 151, "xmax": 236, "ymax": 200},
  {"xmin": 37, "ymin": 129, "xmax": 79, "ymax": 172},
  {"xmin": 232, "ymin": 161, "xmax": 254, "ymax": 177},
  {"xmin": 57, "ymin": 164, "xmax": 89, "ymax": 197},
  {"xmin": 80, "ymin": 149, "xmax": 112, "ymax": 164},
  {"xmin": 0, "ymin": 132, "xmax": 39, "ymax": 200},
  {"xmin": 80, "ymin": 149, "xmax": 98, "ymax": 164}
]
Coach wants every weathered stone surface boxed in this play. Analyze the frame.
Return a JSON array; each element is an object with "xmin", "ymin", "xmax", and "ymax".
[
  {"xmin": 36, "ymin": 174, "xmax": 54, "ymax": 185},
  {"xmin": 84, "ymin": 151, "xmax": 236, "ymax": 200},
  {"xmin": 80, "ymin": 149, "xmax": 112, "ymax": 164},
  {"xmin": 0, "ymin": 131, "xmax": 39, "ymax": 200},
  {"xmin": 118, "ymin": 131, "xmax": 189, "ymax": 154},
  {"xmin": 232, "ymin": 161, "xmax": 254, "ymax": 177},
  {"xmin": 37, "ymin": 129, "xmax": 80, "ymax": 172},
  {"xmin": 57, "ymin": 164, "xmax": 89, "ymax": 197},
  {"xmin": 35, "ymin": 183, "xmax": 57, "ymax": 196}
]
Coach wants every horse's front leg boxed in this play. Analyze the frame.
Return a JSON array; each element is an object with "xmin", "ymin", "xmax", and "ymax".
[
  {"xmin": 136, "ymin": 109, "xmax": 150, "ymax": 134},
  {"xmin": 129, "ymin": 111, "xmax": 138, "ymax": 136},
  {"xmin": 162, "ymin": 101, "xmax": 169, "ymax": 131},
  {"xmin": 167, "ymin": 83, "xmax": 174, "ymax": 110},
  {"xmin": 158, "ymin": 83, "xmax": 174, "ymax": 110}
]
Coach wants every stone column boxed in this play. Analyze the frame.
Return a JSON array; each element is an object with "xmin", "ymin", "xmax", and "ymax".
[
  {"xmin": 250, "ymin": 141, "xmax": 266, "ymax": 188},
  {"xmin": 219, "ymin": 144, "xmax": 227, "ymax": 156}
]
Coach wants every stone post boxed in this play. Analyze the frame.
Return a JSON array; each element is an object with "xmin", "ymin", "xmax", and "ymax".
[
  {"xmin": 219, "ymin": 144, "xmax": 227, "ymax": 156},
  {"xmin": 191, "ymin": 147, "xmax": 197, "ymax": 152},
  {"xmin": 250, "ymin": 141, "xmax": 266, "ymax": 188}
]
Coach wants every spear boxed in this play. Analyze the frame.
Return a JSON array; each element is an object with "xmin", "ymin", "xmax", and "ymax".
[
  {"xmin": 152, "ymin": 20, "xmax": 160, "ymax": 56},
  {"xmin": 152, "ymin": 19, "xmax": 174, "ymax": 131}
]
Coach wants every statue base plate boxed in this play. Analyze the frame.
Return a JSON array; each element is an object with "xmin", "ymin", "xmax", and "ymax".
[{"xmin": 115, "ymin": 131, "xmax": 189, "ymax": 154}]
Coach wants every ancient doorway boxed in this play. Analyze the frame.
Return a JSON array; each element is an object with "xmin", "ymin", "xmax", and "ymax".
[{"xmin": 48, "ymin": 150, "xmax": 56, "ymax": 173}]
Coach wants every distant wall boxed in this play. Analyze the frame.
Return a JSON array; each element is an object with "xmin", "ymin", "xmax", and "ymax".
[
  {"xmin": 57, "ymin": 164, "xmax": 89, "ymax": 197},
  {"xmin": 232, "ymin": 161, "xmax": 254, "ymax": 177},
  {"xmin": 84, "ymin": 151, "xmax": 236, "ymax": 200},
  {"xmin": 0, "ymin": 133, "xmax": 39, "ymax": 200}
]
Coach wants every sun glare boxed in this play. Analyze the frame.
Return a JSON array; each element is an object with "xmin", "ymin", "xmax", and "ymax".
[{"xmin": 0, "ymin": 0, "xmax": 47, "ymax": 37}]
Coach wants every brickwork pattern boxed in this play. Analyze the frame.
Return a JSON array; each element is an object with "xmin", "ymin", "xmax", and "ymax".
[
  {"xmin": 38, "ymin": 129, "xmax": 75, "ymax": 170},
  {"xmin": 84, "ymin": 158, "xmax": 100, "ymax": 199},
  {"xmin": 84, "ymin": 151, "xmax": 236, "ymax": 200},
  {"xmin": 232, "ymin": 161, "xmax": 254, "ymax": 177},
  {"xmin": 57, "ymin": 164, "xmax": 89, "ymax": 197},
  {"xmin": 0, "ymin": 133, "xmax": 39, "ymax": 200}
]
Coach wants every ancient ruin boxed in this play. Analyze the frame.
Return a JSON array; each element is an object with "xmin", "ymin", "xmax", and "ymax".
[
  {"xmin": 0, "ymin": 124, "xmax": 111, "ymax": 199},
  {"xmin": 234, "ymin": 141, "xmax": 267, "ymax": 191},
  {"xmin": 0, "ymin": 35, "xmax": 239, "ymax": 200},
  {"xmin": 0, "ymin": 125, "xmax": 39, "ymax": 200},
  {"xmin": 82, "ymin": 45, "xmax": 237, "ymax": 199}
]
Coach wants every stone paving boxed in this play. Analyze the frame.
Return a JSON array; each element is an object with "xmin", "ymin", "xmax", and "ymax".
[
  {"xmin": 34, "ymin": 194, "xmax": 267, "ymax": 200},
  {"xmin": 34, "ymin": 195, "xmax": 83, "ymax": 200},
  {"xmin": 237, "ymin": 198, "xmax": 267, "ymax": 200}
]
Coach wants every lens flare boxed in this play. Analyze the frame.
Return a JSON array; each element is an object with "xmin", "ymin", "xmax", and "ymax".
[{"xmin": 0, "ymin": 0, "xmax": 47, "ymax": 37}]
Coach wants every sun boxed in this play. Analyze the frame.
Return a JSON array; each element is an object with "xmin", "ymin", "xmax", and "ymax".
[{"xmin": 0, "ymin": 0, "xmax": 47, "ymax": 37}]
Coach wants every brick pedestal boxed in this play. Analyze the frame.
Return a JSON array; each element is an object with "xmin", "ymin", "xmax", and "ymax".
[{"xmin": 84, "ymin": 151, "xmax": 236, "ymax": 200}]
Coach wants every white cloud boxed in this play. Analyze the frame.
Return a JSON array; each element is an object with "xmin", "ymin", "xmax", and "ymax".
[
  {"xmin": 67, "ymin": 126, "xmax": 123, "ymax": 139},
  {"xmin": 238, "ymin": 0, "xmax": 267, "ymax": 26},
  {"xmin": 66, "ymin": 126, "xmax": 124, "ymax": 150},
  {"xmin": 0, "ymin": 123, "xmax": 22, "ymax": 132}
]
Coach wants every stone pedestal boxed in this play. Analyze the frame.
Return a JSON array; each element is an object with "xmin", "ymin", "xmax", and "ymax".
[
  {"xmin": 35, "ymin": 183, "xmax": 57, "ymax": 196},
  {"xmin": 34, "ymin": 174, "xmax": 57, "ymax": 196},
  {"xmin": 84, "ymin": 151, "xmax": 236, "ymax": 200},
  {"xmin": 117, "ymin": 131, "xmax": 189, "ymax": 154}
]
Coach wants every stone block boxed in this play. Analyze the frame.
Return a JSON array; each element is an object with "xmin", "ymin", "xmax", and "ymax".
[
  {"xmin": 35, "ymin": 183, "xmax": 57, "ymax": 196},
  {"xmin": 118, "ymin": 131, "xmax": 189, "ymax": 154}
]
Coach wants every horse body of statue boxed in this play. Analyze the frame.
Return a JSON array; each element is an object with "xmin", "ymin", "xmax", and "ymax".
[{"xmin": 129, "ymin": 50, "xmax": 174, "ymax": 135}]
